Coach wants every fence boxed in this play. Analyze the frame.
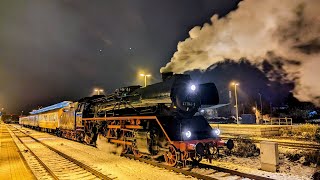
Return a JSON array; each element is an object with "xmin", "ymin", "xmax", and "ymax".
[{"xmin": 263, "ymin": 117, "xmax": 292, "ymax": 125}]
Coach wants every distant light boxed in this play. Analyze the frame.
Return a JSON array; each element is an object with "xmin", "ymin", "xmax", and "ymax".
[
  {"xmin": 140, "ymin": 74, "xmax": 151, "ymax": 77},
  {"xmin": 99, "ymin": 49, "xmax": 102, "ymax": 52},
  {"xmin": 190, "ymin": 84, "xmax": 196, "ymax": 91},
  {"xmin": 129, "ymin": 47, "xmax": 132, "ymax": 50},
  {"xmin": 231, "ymin": 82, "xmax": 239, "ymax": 86}
]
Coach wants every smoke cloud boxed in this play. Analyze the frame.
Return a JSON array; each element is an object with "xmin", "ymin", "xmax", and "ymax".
[{"xmin": 161, "ymin": 0, "xmax": 320, "ymax": 106}]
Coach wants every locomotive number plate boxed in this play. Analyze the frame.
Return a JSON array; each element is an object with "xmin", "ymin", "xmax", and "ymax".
[{"xmin": 182, "ymin": 102, "xmax": 196, "ymax": 106}]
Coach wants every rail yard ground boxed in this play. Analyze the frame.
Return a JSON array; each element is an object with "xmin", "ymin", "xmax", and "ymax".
[
  {"xmin": 0, "ymin": 123, "xmax": 35, "ymax": 180},
  {"xmin": 1, "ymin": 123, "xmax": 317, "ymax": 180}
]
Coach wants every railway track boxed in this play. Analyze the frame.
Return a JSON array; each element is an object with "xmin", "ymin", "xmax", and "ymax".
[
  {"xmin": 8, "ymin": 125, "xmax": 112, "ymax": 180},
  {"xmin": 122, "ymin": 154, "xmax": 274, "ymax": 180},
  {"xmin": 221, "ymin": 135, "xmax": 320, "ymax": 150},
  {"xmin": 273, "ymin": 141, "xmax": 320, "ymax": 150},
  {"xmin": 9, "ymin": 125, "xmax": 274, "ymax": 180}
]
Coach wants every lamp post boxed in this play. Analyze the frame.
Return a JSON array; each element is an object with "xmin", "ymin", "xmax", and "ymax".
[
  {"xmin": 258, "ymin": 93, "xmax": 263, "ymax": 115},
  {"xmin": 140, "ymin": 74, "xmax": 151, "ymax": 87},
  {"xmin": 253, "ymin": 107, "xmax": 259, "ymax": 124},
  {"xmin": 231, "ymin": 82, "xmax": 240, "ymax": 124},
  {"xmin": 94, "ymin": 88, "xmax": 104, "ymax": 95}
]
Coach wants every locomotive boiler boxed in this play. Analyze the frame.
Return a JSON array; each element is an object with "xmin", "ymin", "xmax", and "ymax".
[{"xmin": 79, "ymin": 72, "xmax": 219, "ymax": 119}]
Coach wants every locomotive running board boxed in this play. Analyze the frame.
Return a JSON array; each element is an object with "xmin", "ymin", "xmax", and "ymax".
[{"xmin": 82, "ymin": 116, "xmax": 173, "ymax": 144}]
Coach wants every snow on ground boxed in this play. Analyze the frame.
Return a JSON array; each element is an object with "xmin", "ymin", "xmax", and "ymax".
[
  {"xmin": 218, "ymin": 135, "xmax": 318, "ymax": 179},
  {"xmin": 14, "ymin": 125, "xmax": 317, "ymax": 180},
  {"xmin": 203, "ymin": 153, "xmax": 316, "ymax": 180},
  {"xmin": 15, "ymin": 126, "xmax": 193, "ymax": 180}
]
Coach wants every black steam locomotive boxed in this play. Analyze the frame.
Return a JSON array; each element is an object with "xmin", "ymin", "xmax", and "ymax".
[
  {"xmin": 20, "ymin": 72, "xmax": 233, "ymax": 166},
  {"xmin": 79, "ymin": 72, "xmax": 219, "ymax": 118}
]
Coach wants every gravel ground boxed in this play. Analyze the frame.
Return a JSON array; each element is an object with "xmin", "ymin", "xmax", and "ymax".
[{"xmin": 205, "ymin": 156, "xmax": 316, "ymax": 180}]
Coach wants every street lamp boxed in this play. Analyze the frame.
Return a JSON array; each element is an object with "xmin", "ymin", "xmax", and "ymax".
[
  {"xmin": 231, "ymin": 82, "xmax": 240, "ymax": 124},
  {"xmin": 140, "ymin": 74, "xmax": 151, "ymax": 87},
  {"xmin": 94, "ymin": 88, "xmax": 104, "ymax": 95}
]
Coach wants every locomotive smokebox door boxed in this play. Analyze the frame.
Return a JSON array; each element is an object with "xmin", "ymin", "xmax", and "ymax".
[{"xmin": 199, "ymin": 83, "xmax": 219, "ymax": 105}]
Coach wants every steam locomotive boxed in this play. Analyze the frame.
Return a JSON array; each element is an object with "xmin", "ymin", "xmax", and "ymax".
[{"xmin": 20, "ymin": 72, "xmax": 233, "ymax": 166}]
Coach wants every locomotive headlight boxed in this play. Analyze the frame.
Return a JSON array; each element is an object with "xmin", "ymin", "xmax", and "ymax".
[
  {"xmin": 213, "ymin": 128, "xmax": 221, "ymax": 136},
  {"xmin": 185, "ymin": 130, "xmax": 192, "ymax": 138},
  {"xmin": 190, "ymin": 84, "xmax": 196, "ymax": 91}
]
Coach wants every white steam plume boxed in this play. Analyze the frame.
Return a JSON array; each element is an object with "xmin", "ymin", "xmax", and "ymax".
[{"xmin": 161, "ymin": 0, "xmax": 320, "ymax": 106}]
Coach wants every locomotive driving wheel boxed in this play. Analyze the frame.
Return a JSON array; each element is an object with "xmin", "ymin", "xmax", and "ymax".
[{"xmin": 164, "ymin": 145, "xmax": 178, "ymax": 166}]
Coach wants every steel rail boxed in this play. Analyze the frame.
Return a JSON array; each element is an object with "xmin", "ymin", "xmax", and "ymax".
[
  {"xmin": 13, "ymin": 125, "xmax": 275, "ymax": 180},
  {"xmin": 11, "ymin": 125, "xmax": 113, "ymax": 180},
  {"xmin": 9, "ymin": 127, "xmax": 59, "ymax": 180},
  {"xmin": 122, "ymin": 154, "xmax": 219, "ymax": 180},
  {"xmin": 276, "ymin": 142, "xmax": 320, "ymax": 150},
  {"xmin": 2, "ymin": 124, "xmax": 37, "ymax": 180},
  {"xmin": 220, "ymin": 135, "xmax": 320, "ymax": 150},
  {"xmin": 198, "ymin": 163, "xmax": 274, "ymax": 180},
  {"xmin": 122, "ymin": 154, "xmax": 274, "ymax": 180}
]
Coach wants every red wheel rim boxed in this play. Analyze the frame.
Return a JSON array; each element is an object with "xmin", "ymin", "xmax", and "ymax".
[{"xmin": 165, "ymin": 145, "xmax": 178, "ymax": 166}]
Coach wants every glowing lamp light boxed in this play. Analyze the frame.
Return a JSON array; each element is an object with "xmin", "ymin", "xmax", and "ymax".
[
  {"xmin": 140, "ymin": 73, "xmax": 151, "ymax": 87},
  {"xmin": 213, "ymin": 128, "xmax": 221, "ymax": 136},
  {"xmin": 185, "ymin": 131, "xmax": 192, "ymax": 138},
  {"xmin": 190, "ymin": 84, "xmax": 196, "ymax": 91},
  {"xmin": 231, "ymin": 82, "xmax": 239, "ymax": 86}
]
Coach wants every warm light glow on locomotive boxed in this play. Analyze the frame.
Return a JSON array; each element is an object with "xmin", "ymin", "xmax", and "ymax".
[
  {"xmin": 185, "ymin": 130, "xmax": 192, "ymax": 138},
  {"xmin": 190, "ymin": 84, "xmax": 196, "ymax": 91}
]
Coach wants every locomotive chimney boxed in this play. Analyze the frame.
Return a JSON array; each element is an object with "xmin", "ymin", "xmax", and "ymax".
[{"xmin": 161, "ymin": 72, "xmax": 173, "ymax": 81}]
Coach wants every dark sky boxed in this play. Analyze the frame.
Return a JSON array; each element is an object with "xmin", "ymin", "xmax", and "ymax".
[{"xmin": 0, "ymin": 0, "xmax": 241, "ymax": 113}]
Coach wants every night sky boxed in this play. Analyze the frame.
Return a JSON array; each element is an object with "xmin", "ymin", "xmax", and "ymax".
[{"xmin": 0, "ymin": 0, "xmax": 242, "ymax": 113}]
